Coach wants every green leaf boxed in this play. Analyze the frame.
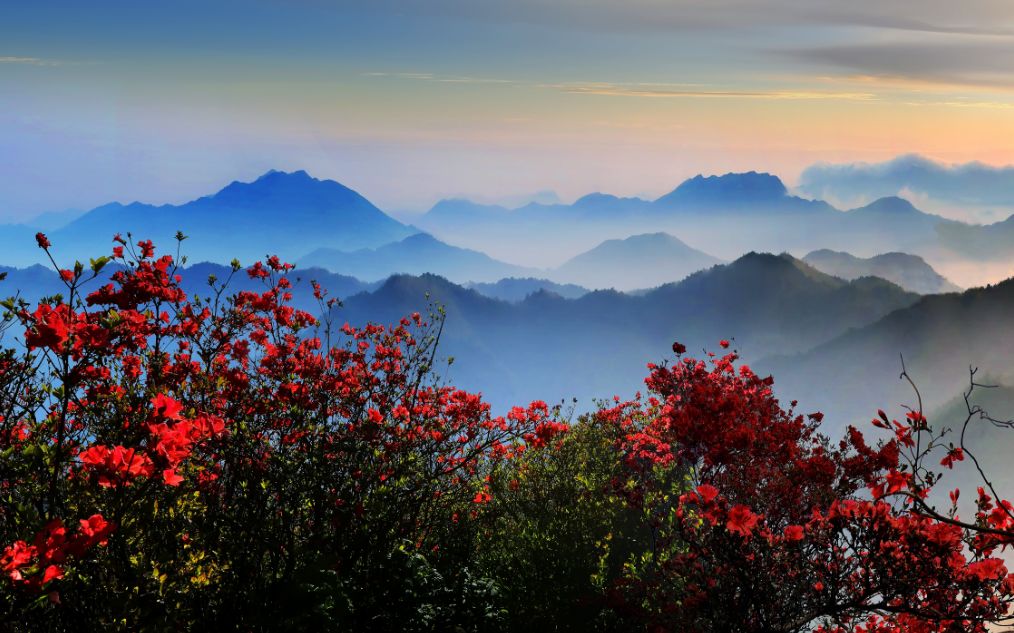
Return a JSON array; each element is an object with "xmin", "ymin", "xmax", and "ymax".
[{"xmin": 90, "ymin": 256, "xmax": 110, "ymax": 274}]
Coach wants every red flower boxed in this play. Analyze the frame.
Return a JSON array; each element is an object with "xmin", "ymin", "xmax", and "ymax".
[
  {"xmin": 695, "ymin": 484, "xmax": 719, "ymax": 505},
  {"xmin": 25, "ymin": 304, "xmax": 69, "ymax": 352},
  {"xmin": 78, "ymin": 445, "xmax": 154, "ymax": 487},
  {"xmin": 78, "ymin": 515, "xmax": 114, "ymax": 546},
  {"xmin": 940, "ymin": 447, "xmax": 964, "ymax": 469},
  {"xmin": 726, "ymin": 505, "xmax": 759, "ymax": 538},
  {"xmin": 473, "ymin": 490, "xmax": 492, "ymax": 504},
  {"xmin": 41, "ymin": 565, "xmax": 62, "ymax": 584},
  {"xmin": 967, "ymin": 558, "xmax": 1007, "ymax": 582},
  {"xmin": 719, "ymin": 339, "xmax": 730, "ymax": 349},
  {"xmin": 672, "ymin": 341, "xmax": 687, "ymax": 355},
  {"xmin": 151, "ymin": 393, "xmax": 184, "ymax": 421},
  {"xmin": 783, "ymin": 525, "xmax": 804, "ymax": 542},
  {"xmin": 162, "ymin": 469, "xmax": 184, "ymax": 487},
  {"xmin": 35, "ymin": 232, "xmax": 50, "ymax": 249},
  {"xmin": 884, "ymin": 470, "xmax": 910, "ymax": 495}
]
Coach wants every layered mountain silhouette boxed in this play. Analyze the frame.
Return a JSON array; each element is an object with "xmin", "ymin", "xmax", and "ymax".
[
  {"xmin": 551, "ymin": 233, "xmax": 722, "ymax": 290},
  {"xmin": 937, "ymin": 214, "xmax": 1014, "ymax": 260},
  {"xmin": 1, "ymin": 170, "xmax": 416, "ymax": 267},
  {"xmin": 654, "ymin": 171, "xmax": 817, "ymax": 211},
  {"xmin": 1, "ymin": 250, "xmax": 919, "ymax": 413},
  {"xmin": 333, "ymin": 252, "xmax": 918, "ymax": 411},
  {"xmin": 414, "ymin": 172, "xmax": 959, "ymax": 267},
  {"xmin": 466, "ymin": 278, "xmax": 588, "ymax": 302},
  {"xmin": 761, "ymin": 277, "xmax": 1014, "ymax": 431},
  {"xmin": 803, "ymin": 249, "xmax": 961, "ymax": 294},
  {"xmin": 1, "ymin": 169, "xmax": 981, "ymax": 286},
  {"xmin": 297, "ymin": 233, "xmax": 536, "ymax": 283}
]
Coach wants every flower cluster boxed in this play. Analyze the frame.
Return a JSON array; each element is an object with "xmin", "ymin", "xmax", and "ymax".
[
  {"xmin": 598, "ymin": 343, "xmax": 1014, "ymax": 632},
  {"xmin": 0, "ymin": 235, "xmax": 565, "ymax": 628}
]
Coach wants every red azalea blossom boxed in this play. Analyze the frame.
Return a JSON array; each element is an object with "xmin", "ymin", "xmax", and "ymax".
[
  {"xmin": 695, "ymin": 483, "xmax": 719, "ymax": 504},
  {"xmin": 940, "ymin": 447, "xmax": 964, "ymax": 469},
  {"xmin": 162, "ymin": 469, "xmax": 184, "ymax": 486},
  {"xmin": 24, "ymin": 303, "xmax": 69, "ymax": 352},
  {"xmin": 726, "ymin": 505, "xmax": 759, "ymax": 538}
]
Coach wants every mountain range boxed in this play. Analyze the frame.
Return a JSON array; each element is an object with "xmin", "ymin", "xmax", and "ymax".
[
  {"xmin": 0, "ymin": 170, "xmax": 416, "ymax": 267},
  {"xmin": 3, "ymin": 168, "xmax": 1005, "ymax": 288},
  {"xmin": 297, "ymin": 233, "xmax": 537, "ymax": 284},
  {"xmin": 803, "ymin": 249, "xmax": 960, "ymax": 294},
  {"xmin": 413, "ymin": 174, "xmax": 962, "ymax": 271},
  {"xmin": 465, "ymin": 278, "xmax": 588, "ymax": 302},
  {"xmin": 4, "ymin": 166, "xmax": 1014, "ymax": 421},
  {"xmin": 0, "ymin": 251, "xmax": 919, "ymax": 414},
  {"xmin": 761, "ymin": 276, "xmax": 1014, "ymax": 432},
  {"xmin": 330, "ymin": 253, "xmax": 918, "ymax": 410},
  {"xmin": 551, "ymin": 233, "xmax": 722, "ymax": 290}
]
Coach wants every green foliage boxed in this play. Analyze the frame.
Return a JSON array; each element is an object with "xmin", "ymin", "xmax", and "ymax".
[{"xmin": 476, "ymin": 416, "xmax": 649, "ymax": 632}]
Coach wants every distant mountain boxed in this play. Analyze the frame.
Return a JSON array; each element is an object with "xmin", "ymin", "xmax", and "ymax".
[
  {"xmin": 551, "ymin": 233, "xmax": 722, "ymax": 290},
  {"xmin": 29, "ymin": 208, "xmax": 87, "ymax": 230},
  {"xmin": 412, "ymin": 173, "xmax": 962, "ymax": 268},
  {"xmin": 334, "ymin": 252, "xmax": 918, "ymax": 411},
  {"xmin": 803, "ymin": 249, "xmax": 961, "ymax": 294},
  {"xmin": 655, "ymin": 171, "xmax": 798, "ymax": 209},
  {"xmin": 467, "ymin": 278, "xmax": 588, "ymax": 302},
  {"xmin": 570, "ymin": 193, "xmax": 653, "ymax": 218},
  {"xmin": 842, "ymin": 196, "xmax": 952, "ymax": 232},
  {"xmin": 296, "ymin": 233, "xmax": 537, "ymax": 283},
  {"xmin": 2, "ymin": 171, "xmax": 416, "ymax": 267},
  {"xmin": 937, "ymin": 213, "xmax": 1014, "ymax": 260},
  {"xmin": 761, "ymin": 277, "xmax": 1014, "ymax": 432},
  {"xmin": 423, "ymin": 199, "xmax": 512, "ymax": 225},
  {"xmin": 0, "ymin": 250, "xmax": 921, "ymax": 414}
]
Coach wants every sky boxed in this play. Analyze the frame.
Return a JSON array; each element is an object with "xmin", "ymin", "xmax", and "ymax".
[{"xmin": 4, "ymin": 0, "xmax": 1014, "ymax": 221}]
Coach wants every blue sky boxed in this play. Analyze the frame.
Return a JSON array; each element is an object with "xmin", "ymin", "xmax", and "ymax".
[{"xmin": 4, "ymin": 0, "xmax": 1014, "ymax": 220}]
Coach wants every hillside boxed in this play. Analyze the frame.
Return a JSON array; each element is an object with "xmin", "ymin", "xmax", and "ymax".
[
  {"xmin": 297, "ymin": 233, "xmax": 536, "ymax": 283},
  {"xmin": 761, "ymin": 277, "xmax": 1014, "ymax": 432},
  {"xmin": 336, "ymin": 253, "xmax": 918, "ymax": 412},
  {"xmin": 551, "ymin": 233, "xmax": 722, "ymax": 290},
  {"xmin": 803, "ymin": 249, "xmax": 961, "ymax": 294},
  {"xmin": 467, "ymin": 278, "xmax": 588, "ymax": 302}
]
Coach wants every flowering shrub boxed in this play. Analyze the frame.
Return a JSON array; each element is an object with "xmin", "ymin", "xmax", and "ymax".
[
  {"xmin": 3, "ymin": 234, "xmax": 1014, "ymax": 632},
  {"xmin": 0, "ymin": 234, "xmax": 564, "ymax": 630},
  {"xmin": 598, "ymin": 345, "xmax": 1014, "ymax": 632}
]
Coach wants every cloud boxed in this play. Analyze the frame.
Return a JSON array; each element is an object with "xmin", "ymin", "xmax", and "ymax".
[
  {"xmin": 344, "ymin": 1, "xmax": 1014, "ymax": 37},
  {"xmin": 779, "ymin": 41, "xmax": 1014, "ymax": 91},
  {"xmin": 362, "ymin": 72, "xmax": 517, "ymax": 85},
  {"xmin": 546, "ymin": 82, "xmax": 875, "ymax": 101},
  {"xmin": 364, "ymin": 74, "xmax": 875, "ymax": 101},
  {"xmin": 798, "ymin": 154, "xmax": 1014, "ymax": 211},
  {"xmin": 0, "ymin": 56, "xmax": 61, "ymax": 66}
]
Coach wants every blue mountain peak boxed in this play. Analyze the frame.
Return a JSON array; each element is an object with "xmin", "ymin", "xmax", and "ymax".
[{"xmin": 657, "ymin": 171, "xmax": 788, "ymax": 205}]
